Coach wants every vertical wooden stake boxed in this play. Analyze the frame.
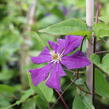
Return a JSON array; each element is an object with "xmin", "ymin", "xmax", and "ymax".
[
  {"xmin": 86, "ymin": 0, "xmax": 95, "ymax": 101},
  {"xmin": 86, "ymin": 0, "xmax": 94, "ymax": 28},
  {"xmin": 20, "ymin": 0, "xmax": 37, "ymax": 89}
]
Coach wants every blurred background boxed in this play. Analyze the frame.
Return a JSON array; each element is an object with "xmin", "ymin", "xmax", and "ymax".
[{"xmin": 0, "ymin": 0, "xmax": 109, "ymax": 109}]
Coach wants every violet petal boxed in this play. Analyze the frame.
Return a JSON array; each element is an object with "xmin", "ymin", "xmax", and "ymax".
[
  {"xmin": 48, "ymin": 40, "xmax": 58, "ymax": 52},
  {"xmin": 63, "ymin": 35, "xmax": 83, "ymax": 55},
  {"xmin": 61, "ymin": 51, "xmax": 91, "ymax": 69},
  {"xmin": 31, "ymin": 47, "xmax": 51, "ymax": 64},
  {"xmin": 55, "ymin": 63, "xmax": 66, "ymax": 77},
  {"xmin": 29, "ymin": 63, "xmax": 52, "ymax": 86},
  {"xmin": 46, "ymin": 64, "xmax": 63, "ymax": 91},
  {"xmin": 57, "ymin": 39, "xmax": 66, "ymax": 53}
]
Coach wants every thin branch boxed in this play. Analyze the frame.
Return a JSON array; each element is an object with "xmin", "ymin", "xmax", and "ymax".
[
  {"xmin": 77, "ymin": 86, "xmax": 92, "ymax": 95},
  {"xmin": 55, "ymin": 90, "xmax": 69, "ymax": 109},
  {"xmin": 86, "ymin": 33, "xmax": 95, "ymax": 100},
  {"xmin": 75, "ymin": 70, "xmax": 80, "ymax": 79},
  {"xmin": 93, "ymin": 64, "xmax": 109, "ymax": 77},
  {"xmin": 4, "ymin": 102, "xmax": 17, "ymax": 109},
  {"xmin": 0, "ymin": 94, "xmax": 18, "ymax": 100},
  {"xmin": 92, "ymin": 2, "xmax": 101, "ymax": 104},
  {"xmin": 80, "ymin": 35, "xmax": 87, "ymax": 51},
  {"xmin": 96, "ymin": 2, "xmax": 101, "ymax": 23},
  {"xmin": 95, "ymin": 50, "xmax": 109, "ymax": 54},
  {"xmin": 64, "ymin": 68, "xmax": 74, "ymax": 73},
  {"xmin": 49, "ymin": 78, "xmax": 77, "ymax": 109},
  {"xmin": 70, "ymin": 79, "xmax": 92, "ymax": 95}
]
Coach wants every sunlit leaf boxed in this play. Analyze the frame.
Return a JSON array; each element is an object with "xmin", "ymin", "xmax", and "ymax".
[
  {"xmin": 99, "ymin": 16, "xmax": 109, "ymax": 23},
  {"xmin": 73, "ymin": 96, "xmax": 86, "ymax": 109},
  {"xmin": 21, "ymin": 96, "xmax": 37, "ymax": 109},
  {"xmin": 27, "ymin": 72, "xmax": 54, "ymax": 103},
  {"xmin": 39, "ymin": 18, "xmax": 90, "ymax": 36},
  {"xmin": 82, "ymin": 95, "xmax": 95, "ymax": 109},
  {"xmin": 94, "ymin": 23, "xmax": 109, "ymax": 38},
  {"xmin": 0, "ymin": 84, "xmax": 16, "ymax": 94},
  {"xmin": 95, "ymin": 69, "xmax": 109, "ymax": 98},
  {"xmin": 90, "ymin": 54, "xmax": 109, "ymax": 74},
  {"xmin": 16, "ymin": 89, "xmax": 35, "ymax": 105},
  {"xmin": 34, "ymin": 82, "xmax": 53, "ymax": 102}
]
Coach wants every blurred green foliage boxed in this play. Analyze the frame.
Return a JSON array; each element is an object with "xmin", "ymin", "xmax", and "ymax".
[{"xmin": 0, "ymin": 0, "xmax": 109, "ymax": 109}]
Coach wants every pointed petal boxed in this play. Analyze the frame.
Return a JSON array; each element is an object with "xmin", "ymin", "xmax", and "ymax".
[
  {"xmin": 31, "ymin": 47, "xmax": 51, "ymax": 64},
  {"xmin": 46, "ymin": 64, "xmax": 64, "ymax": 91},
  {"xmin": 57, "ymin": 39, "xmax": 66, "ymax": 53},
  {"xmin": 48, "ymin": 40, "xmax": 58, "ymax": 52},
  {"xmin": 55, "ymin": 63, "xmax": 66, "ymax": 77},
  {"xmin": 29, "ymin": 63, "xmax": 52, "ymax": 86},
  {"xmin": 61, "ymin": 51, "xmax": 91, "ymax": 69},
  {"xmin": 63, "ymin": 35, "xmax": 83, "ymax": 55},
  {"xmin": 46, "ymin": 72, "xmax": 61, "ymax": 91}
]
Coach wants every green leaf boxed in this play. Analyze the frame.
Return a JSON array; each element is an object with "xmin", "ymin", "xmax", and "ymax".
[
  {"xmin": 37, "ymin": 15, "xmax": 61, "ymax": 29},
  {"xmin": 91, "ymin": 54, "xmax": 109, "ymax": 97},
  {"xmin": 99, "ymin": 16, "xmax": 109, "ymax": 23},
  {"xmin": 95, "ymin": 69, "xmax": 109, "ymax": 98},
  {"xmin": 82, "ymin": 95, "xmax": 95, "ymax": 109},
  {"xmin": 0, "ymin": 72, "xmax": 14, "ymax": 81},
  {"xmin": 73, "ymin": 96, "xmax": 86, "ymax": 109},
  {"xmin": 35, "ymin": 96, "xmax": 49, "ymax": 109},
  {"xmin": 29, "ymin": 31, "xmax": 45, "ymax": 47},
  {"xmin": 27, "ymin": 72, "xmax": 34, "ymax": 89},
  {"xmin": 21, "ymin": 96, "xmax": 37, "ymax": 109},
  {"xmin": 90, "ymin": 54, "xmax": 109, "ymax": 74},
  {"xmin": 34, "ymin": 82, "xmax": 53, "ymax": 102},
  {"xmin": 90, "ymin": 54, "xmax": 100, "ymax": 64},
  {"xmin": 39, "ymin": 18, "xmax": 90, "ymax": 36},
  {"xmin": 75, "ymin": 78, "xmax": 85, "ymax": 85},
  {"xmin": 102, "ymin": 54, "xmax": 109, "ymax": 72},
  {"xmin": 94, "ymin": 23, "xmax": 109, "ymax": 38},
  {"xmin": 0, "ymin": 84, "xmax": 16, "ymax": 94},
  {"xmin": 16, "ymin": 89, "xmax": 35, "ymax": 105},
  {"xmin": 50, "ymin": 7, "xmax": 65, "ymax": 19},
  {"xmin": 0, "ymin": 96, "xmax": 12, "ymax": 109}
]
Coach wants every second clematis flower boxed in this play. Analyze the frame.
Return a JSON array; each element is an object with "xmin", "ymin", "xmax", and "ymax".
[{"xmin": 29, "ymin": 35, "xmax": 91, "ymax": 91}]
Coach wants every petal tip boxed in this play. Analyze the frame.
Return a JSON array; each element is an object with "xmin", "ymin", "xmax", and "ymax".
[{"xmin": 46, "ymin": 82, "xmax": 62, "ymax": 92}]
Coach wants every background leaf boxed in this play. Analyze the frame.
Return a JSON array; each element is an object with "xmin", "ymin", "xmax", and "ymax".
[
  {"xmin": 21, "ymin": 96, "xmax": 37, "ymax": 109},
  {"xmin": 39, "ymin": 18, "xmax": 90, "ymax": 36},
  {"xmin": 73, "ymin": 96, "xmax": 86, "ymax": 109},
  {"xmin": 95, "ymin": 69, "xmax": 109, "ymax": 98},
  {"xmin": 94, "ymin": 23, "xmax": 109, "ymax": 38},
  {"xmin": 90, "ymin": 54, "xmax": 109, "ymax": 74},
  {"xmin": 34, "ymin": 82, "xmax": 53, "ymax": 103},
  {"xmin": 82, "ymin": 95, "xmax": 95, "ymax": 109},
  {"xmin": 0, "ymin": 84, "xmax": 16, "ymax": 94},
  {"xmin": 99, "ymin": 16, "xmax": 109, "ymax": 23},
  {"xmin": 16, "ymin": 89, "xmax": 35, "ymax": 105}
]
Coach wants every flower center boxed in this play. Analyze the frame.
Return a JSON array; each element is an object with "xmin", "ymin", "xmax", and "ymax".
[
  {"xmin": 52, "ymin": 53, "xmax": 58, "ymax": 60},
  {"xmin": 50, "ymin": 51, "xmax": 62, "ymax": 63}
]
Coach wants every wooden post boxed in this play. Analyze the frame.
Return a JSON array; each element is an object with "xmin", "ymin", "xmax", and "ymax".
[
  {"xmin": 20, "ymin": 0, "xmax": 37, "ymax": 89},
  {"xmin": 86, "ymin": 0, "xmax": 94, "ymax": 101},
  {"xmin": 86, "ymin": 0, "xmax": 94, "ymax": 28}
]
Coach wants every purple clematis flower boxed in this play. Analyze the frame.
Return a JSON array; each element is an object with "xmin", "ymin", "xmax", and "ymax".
[{"xmin": 29, "ymin": 35, "xmax": 91, "ymax": 91}]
